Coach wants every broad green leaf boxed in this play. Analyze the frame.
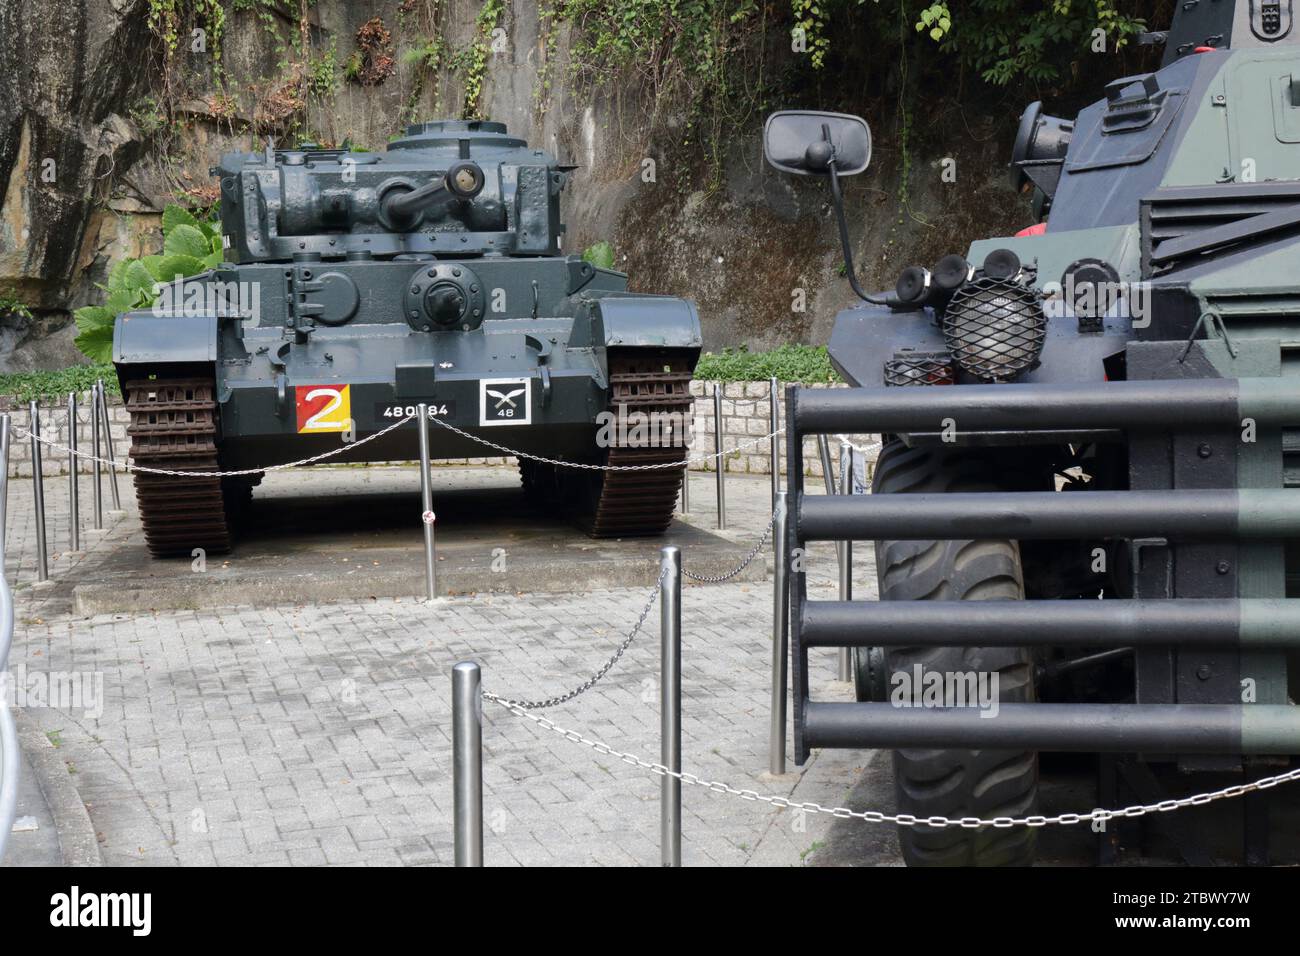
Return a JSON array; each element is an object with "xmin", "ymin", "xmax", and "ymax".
[
  {"xmin": 161, "ymin": 204, "xmax": 200, "ymax": 235},
  {"xmin": 582, "ymin": 240, "xmax": 615, "ymax": 271},
  {"xmin": 146, "ymin": 254, "xmax": 205, "ymax": 283},
  {"xmin": 106, "ymin": 257, "xmax": 133, "ymax": 295},
  {"xmin": 203, "ymin": 250, "xmax": 224, "ymax": 270},
  {"xmin": 104, "ymin": 287, "xmax": 136, "ymax": 315},
  {"xmin": 74, "ymin": 324, "xmax": 115, "ymax": 363},
  {"xmin": 73, "ymin": 305, "xmax": 114, "ymax": 333},
  {"xmin": 163, "ymin": 223, "xmax": 210, "ymax": 259},
  {"xmin": 123, "ymin": 260, "xmax": 158, "ymax": 299}
]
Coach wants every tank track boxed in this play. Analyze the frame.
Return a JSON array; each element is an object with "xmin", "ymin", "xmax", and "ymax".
[
  {"xmin": 588, "ymin": 353, "xmax": 695, "ymax": 536},
  {"xmin": 522, "ymin": 353, "xmax": 694, "ymax": 537},
  {"xmin": 125, "ymin": 375, "xmax": 238, "ymax": 558}
]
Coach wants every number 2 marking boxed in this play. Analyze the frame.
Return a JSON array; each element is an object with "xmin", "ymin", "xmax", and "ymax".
[{"xmin": 303, "ymin": 387, "xmax": 343, "ymax": 430}]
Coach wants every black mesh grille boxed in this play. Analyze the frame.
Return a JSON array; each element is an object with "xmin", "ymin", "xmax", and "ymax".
[
  {"xmin": 883, "ymin": 352, "xmax": 955, "ymax": 387},
  {"xmin": 942, "ymin": 276, "xmax": 1046, "ymax": 381}
]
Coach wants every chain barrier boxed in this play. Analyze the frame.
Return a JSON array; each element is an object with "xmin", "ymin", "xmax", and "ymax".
[
  {"xmin": 681, "ymin": 507, "xmax": 777, "ymax": 583},
  {"xmin": 709, "ymin": 395, "xmax": 769, "ymax": 408},
  {"xmin": 481, "ymin": 506, "xmax": 781, "ymax": 708},
  {"xmin": 426, "ymin": 415, "xmax": 784, "ymax": 471},
  {"xmin": 489, "ymin": 569, "xmax": 666, "ymax": 711},
  {"xmin": 834, "ymin": 434, "xmax": 881, "ymax": 457},
  {"xmin": 17, "ymin": 415, "xmax": 785, "ymax": 478},
  {"xmin": 14, "ymin": 414, "xmax": 418, "ymax": 477},
  {"xmin": 484, "ymin": 693, "xmax": 1300, "ymax": 830}
]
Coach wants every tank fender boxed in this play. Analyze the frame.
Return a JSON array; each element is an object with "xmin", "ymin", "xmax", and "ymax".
[
  {"xmin": 113, "ymin": 311, "xmax": 219, "ymax": 365},
  {"xmin": 592, "ymin": 294, "xmax": 702, "ymax": 352}
]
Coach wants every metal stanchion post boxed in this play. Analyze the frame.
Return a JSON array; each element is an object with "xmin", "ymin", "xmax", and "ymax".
[
  {"xmin": 769, "ymin": 376, "xmax": 780, "ymax": 508},
  {"xmin": 837, "ymin": 441, "xmax": 853, "ymax": 681},
  {"xmin": 96, "ymin": 380, "xmax": 122, "ymax": 511},
  {"xmin": 28, "ymin": 401, "xmax": 48, "ymax": 583},
  {"xmin": 0, "ymin": 414, "xmax": 10, "ymax": 539},
  {"xmin": 817, "ymin": 434, "xmax": 835, "ymax": 495},
  {"xmin": 0, "ymin": 413, "xmax": 11, "ymax": 865},
  {"xmin": 680, "ymin": 465, "xmax": 690, "ymax": 515},
  {"xmin": 417, "ymin": 404, "xmax": 437, "ymax": 601},
  {"xmin": 713, "ymin": 384, "xmax": 726, "ymax": 530},
  {"xmin": 67, "ymin": 393, "xmax": 79, "ymax": 552},
  {"xmin": 90, "ymin": 384, "xmax": 103, "ymax": 530},
  {"xmin": 660, "ymin": 545, "xmax": 681, "ymax": 866},
  {"xmin": 769, "ymin": 491, "xmax": 789, "ymax": 775},
  {"xmin": 452, "ymin": 661, "xmax": 484, "ymax": 867}
]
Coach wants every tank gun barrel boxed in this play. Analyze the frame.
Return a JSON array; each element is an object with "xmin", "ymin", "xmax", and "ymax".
[{"xmin": 383, "ymin": 161, "xmax": 486, "ymax": 227}]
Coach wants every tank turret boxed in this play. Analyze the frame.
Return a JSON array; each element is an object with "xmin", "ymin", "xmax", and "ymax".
[{"xmin": 215, "ymin": 120, "xmax": 563, "ymax": 263}]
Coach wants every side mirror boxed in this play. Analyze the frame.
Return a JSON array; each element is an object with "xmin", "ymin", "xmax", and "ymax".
[
  {"xmin": 763, "ymin": 110, "xmax": 885, "ymax": 305},
  {"xmin": 763, "ymin": 110, "xmax": 871, "ymax": 176}
]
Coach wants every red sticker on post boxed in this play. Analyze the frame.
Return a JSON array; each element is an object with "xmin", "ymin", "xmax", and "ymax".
[{"xmin": 296, "ymin": 385, "xmax": 352, "ymax": 433}]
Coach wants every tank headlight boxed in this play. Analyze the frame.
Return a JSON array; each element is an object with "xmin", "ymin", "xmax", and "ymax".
[{"xmin": 942, "ymin": 276, "xmax": 1046, "ymax": 382}]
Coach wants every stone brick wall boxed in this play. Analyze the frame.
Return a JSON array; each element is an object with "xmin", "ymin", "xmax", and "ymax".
[{"xmin": 686, "ymin": 380, "xmax": 880, "ymax": 482}]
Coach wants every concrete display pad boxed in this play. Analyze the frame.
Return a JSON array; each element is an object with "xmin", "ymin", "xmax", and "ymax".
[{"xmin": 68, "ymin": 466, "xmax": 766, "ymax": 615}]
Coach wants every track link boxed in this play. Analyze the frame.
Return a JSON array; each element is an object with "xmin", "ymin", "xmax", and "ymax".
[
  {"xmin": 125, "ymin": 376, "xmax": 234, "ymax": 557},
  {"xmin": 521, "ymin": 352, "xmax": 695, "ymax": 537}
]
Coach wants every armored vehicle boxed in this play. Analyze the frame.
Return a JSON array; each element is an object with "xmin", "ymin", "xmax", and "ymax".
[
  {"xmin": 769, "ymin": 1, "xmax": 1300, "ymax": 865},
  {"xmin": 112, "ymin": 121, "xmax": 700, "ymax": 557}
]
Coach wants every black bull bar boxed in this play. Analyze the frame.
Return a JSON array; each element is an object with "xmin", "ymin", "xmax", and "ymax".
[{"xmin": 785, "ymin": 379, "xmax": 1300, "ymax": 765}]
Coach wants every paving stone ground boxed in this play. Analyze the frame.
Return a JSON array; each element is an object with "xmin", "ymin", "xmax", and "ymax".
[{"xmin": 4, "ymin": 462, "xmax": 881, "ymax": 866}]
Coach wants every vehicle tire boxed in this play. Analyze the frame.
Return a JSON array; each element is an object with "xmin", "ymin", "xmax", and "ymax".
[{"xmin": 873, "ymin": 439, "xmax": 1039, "ymax": 866}]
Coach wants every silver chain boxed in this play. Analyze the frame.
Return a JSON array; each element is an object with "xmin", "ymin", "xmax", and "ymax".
[
  {"xmin": 483, "ymin": 695, "xmax": 1300, "ymax": 830},
  {"xmin": 488, "ymin": 568, "xmax": 666, "ymax": 710},
  {"xmin": 15, "ymin": 414, "xmax": 417, "ymax": 477},
  {"xmin": 19, "ymin": 413, "xmax": 784, "ymax": 478},
  {"xmin": 681, "ymin": 508, "xmax": 778, "ymax": 583},
  {"xmin": 490, "ymin": 507, "xmax": 782, "ymax": 705},
  {"xmin": 427, "ymin": 415, "xmax": 784, "ymax": 471},
  {"xmin": 833, "ymin": 434, "xmax": 881, "ymax": 456},
  {"xmin": 710, "ymin": 395, "xmax": 768, "ymax": 407}
]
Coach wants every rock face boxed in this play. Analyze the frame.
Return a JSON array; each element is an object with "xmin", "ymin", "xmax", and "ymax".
[
  {"xmin": 0, "ymin": 0, "xmax": 154, "ymax": 367},
  {"xmin": 0, "ymin": 0, "xmax": 1028, "ymax": 371}
]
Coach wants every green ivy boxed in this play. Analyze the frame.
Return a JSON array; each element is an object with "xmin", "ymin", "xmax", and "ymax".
[
  {"xmin": 73, "ymin": 205, "xmax": 223, "ymax": 363},
  {"xmin": 306, "ymin": 40, "xmax": 340, "ymax": 98},
  {"xmin": 791, "ymin": 0, "xmax": 830, "ymax": 70},
  {"xmin": 147, "ymin": 0, "xmax": 227, "ymax": 63},
  {"xmin": 461, "ymin": 0, "xmax": 506, "ymax": 119},
  {"xmin": 928, "ymin": 0, "xmax": 1145, "ymax": 85}
]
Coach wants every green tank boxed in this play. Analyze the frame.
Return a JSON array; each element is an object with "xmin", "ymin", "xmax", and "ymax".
[{"xmin": 112, "ymin": 121, "xmax": 701, "ymax": 557}]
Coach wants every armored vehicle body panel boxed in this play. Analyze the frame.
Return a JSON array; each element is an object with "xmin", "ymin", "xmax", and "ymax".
[{"xmin": 768, "ymin": 0, "xmax": 1300, "ymax": 866}]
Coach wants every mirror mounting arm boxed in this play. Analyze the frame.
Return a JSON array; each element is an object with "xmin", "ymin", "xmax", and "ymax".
[{"xmin": 826, "ymin": 162, "xmax": 889, "ymax": 305}]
